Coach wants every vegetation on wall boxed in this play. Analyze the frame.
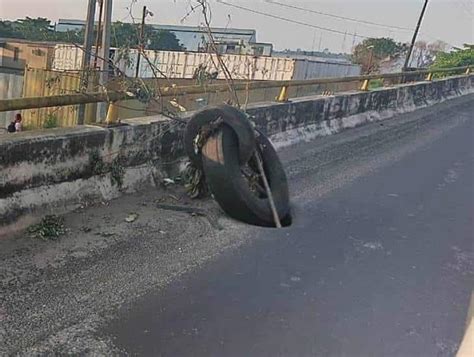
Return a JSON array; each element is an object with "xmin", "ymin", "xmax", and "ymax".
[{"xmin": 42, "ymin": 113, "xmax": 59, "ymax": 129}]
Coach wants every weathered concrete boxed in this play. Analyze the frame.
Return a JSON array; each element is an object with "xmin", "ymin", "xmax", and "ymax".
[
  {"xmin": 0, "ymin": 119, "xmax": 186, "ymax": 232},
  {"xmin": 248, "ymin": 75, "xmax": 473, "ymax": 148},
  {"xmin": 0, "ymin": 75, "xmax": 472, "ymax": 231}
]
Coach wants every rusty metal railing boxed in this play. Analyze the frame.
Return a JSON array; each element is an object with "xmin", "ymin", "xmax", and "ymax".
[{"xmin": 0, "ymin": 66, "xmax": 472, "ymax": 115}]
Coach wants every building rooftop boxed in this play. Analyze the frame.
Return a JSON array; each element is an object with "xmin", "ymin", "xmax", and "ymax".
[
  {"xmin": 55, "ymin": 19, "xmax": 256, "ymax": 35},
  {"xmin": 0, "ymin": 37, "xmax": 60, "ymax": 47},
  {"xmin": 151, "ymin": 24, "xmax": 256, "ymax": 36},
  {"xmin": 57, "ymin": 18, "xmax": 88, "ymax": 25}
]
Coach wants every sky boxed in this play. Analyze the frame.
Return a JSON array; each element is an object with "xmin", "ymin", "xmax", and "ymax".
[{"xmin": 0, "ymin": 0, "xmax": 472, "ymax": 53}]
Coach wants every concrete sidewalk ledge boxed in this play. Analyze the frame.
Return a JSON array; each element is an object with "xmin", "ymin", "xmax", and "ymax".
[{"xmin": 1, "ymin": 75, "xmax": 473, "ymax": 233}]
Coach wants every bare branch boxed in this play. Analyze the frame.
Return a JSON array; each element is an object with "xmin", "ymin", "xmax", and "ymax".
[{"xmin": 196, "ymin": 0, "xmax": 240, "ymax": 107}]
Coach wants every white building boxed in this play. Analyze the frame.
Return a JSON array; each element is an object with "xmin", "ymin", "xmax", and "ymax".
[
  {"xmin": 207, "ymin": 41, "xmax": 273, "ymax": 57},
  {"xmin": 55, "ymin": 19, "xmax": 89, "ymax": 32},
  {"xmin": 54, "ymin": 20, "xmax": 259, "ymax": 53},
  {"xmin": 151, "ymin": 24, "xmax": 257, "ymax": 52}
]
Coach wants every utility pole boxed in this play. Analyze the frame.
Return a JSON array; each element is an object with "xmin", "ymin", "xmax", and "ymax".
[
  {"xmin": 341, "ymin": 30, "xmax": 347, "ymax": 54},
  {"xmin": 403, "ymin": 0, "xmax": 429, "ymax": 71},
  {"xmin": 311, "ymin": 30, "xmax": 317, "ymax": 53},
  {"xmin": 93, "ymin": 0, "xmax": 104, "ymax": 68},
  {"xmin": 366, "ymin": 45, "xmax": 375, "ymax": 74},
  {"xmin": 351, "ymin": 29, "xmax": 357, "ymax": 52},
  {"xmin": 97, "ymin": 0, "xmax": 113, "ymax": 120},
  {"xmin": 135, "ymin": 6, "xmax": 147, "ymax": 78},
  {"xmin": 78, "ymin": 0, "xmax": 96, "ymax": 125}
]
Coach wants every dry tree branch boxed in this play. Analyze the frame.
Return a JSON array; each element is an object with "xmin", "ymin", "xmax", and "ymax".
[
  {"xmin": 181, "ymin": 0, "xmax": 202, "ymax": 23},
  {"xmin": 61, "ymin": 41, "xmax": 187, "ymax": 124},
  {"xmin": 124, "ymin": 0, "xmax": 192, "ymax": 118},
  {"xmin": 196, "ymin": 0, "xmax": 240, "ymax": 107}
]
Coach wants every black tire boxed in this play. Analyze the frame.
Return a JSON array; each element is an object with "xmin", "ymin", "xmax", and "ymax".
[
  {"xmin": 184, "ymin": 104, "xmax": 256, "ymax": 169},
  {"xmin": 202, "ymin": 125, "xmax": 290, "ymax": 227}
]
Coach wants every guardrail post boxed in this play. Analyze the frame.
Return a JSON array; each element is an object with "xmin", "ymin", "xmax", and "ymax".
[
  {"xmin": 426, "ymin": 72, "xmax": 433, "ymax": 81},
  {"xmin": 105, "ymin": 102, "xmax": 119, "ymax": 125},
  {"xmin": 360, "ymin": 79, "xmax": 370, "ymax": 91},
  {"xmin": 466, "ymin": 68, "xmax": 471, "ymax": 75},
  {"xmin": 275, "ymin": 85, "xmax": 289, "ymax": 102}
]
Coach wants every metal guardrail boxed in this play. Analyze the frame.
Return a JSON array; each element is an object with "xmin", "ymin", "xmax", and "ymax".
[{"xmin": 0, "ymin": 66, "xmax": 471, "ymax": 113}]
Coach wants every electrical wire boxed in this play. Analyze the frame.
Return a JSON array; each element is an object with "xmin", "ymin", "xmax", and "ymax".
[
  {"xmin": 265, "ymin": 0, "xmax": 414, "ymax": 32},
  {"xmin": 218, "ymin": 0, "xmax": 456, "ymax": 49},
  {"xmin": 216, "ymin": 0, "xmax": 370, "ymax": 39}
]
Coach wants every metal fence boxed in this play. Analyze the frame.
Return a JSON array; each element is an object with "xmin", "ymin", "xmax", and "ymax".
[
  {"xmin": 21, "ymin": 68, "xmax": 99, "ymax": 129},
  {"xmin": 0, "ymin": 66, "xmax": 471, "ymax": 129},
  {"xmin": 0, "ymin": 72, "xmax": 23, "ymax": 128}
]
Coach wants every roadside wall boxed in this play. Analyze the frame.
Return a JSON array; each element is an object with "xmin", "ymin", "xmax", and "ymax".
[
  {"xmin": 248, "ymin": 75, "xmax": 473, "ymax": 148},
  {"xmin": 1, "ymin": 75, "xmax": 472, "ymax": 231}
]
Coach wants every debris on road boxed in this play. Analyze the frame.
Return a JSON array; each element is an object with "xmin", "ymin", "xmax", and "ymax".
[
  {"xmin": 96, "ymin": 231, "xmax": 116, "ymax": 237},
  {"xmin": 182, "ymin": 162, "xmax": 206, "ymax": 198},
  {"xmin": 163, "ymin": 178, "xmax": 176, "ymax": 186},
  {"xmin": 156, "ymin": 203, "xmax": 223, "ymax": 231},
  {"xmin": 27, "ymin": 215, "xmax": 66, "ymax": 240},
  {"xmin": 168, "ymin": 194, "xmax": 180, "ymax": 202},
  {"xmin": 163, "ymin": 178, "xmax": 176, "ymax": 185},
  {"xmin": 156, "ymin": 203, "xmax": 207, "ymax": 216},
  {"xmin": 125, "ymin": 213, "xmax": 139, "ymax": 223},
  {"xmin": 185, "ymin": 104, "xmax": 290, "ymax": 227}
]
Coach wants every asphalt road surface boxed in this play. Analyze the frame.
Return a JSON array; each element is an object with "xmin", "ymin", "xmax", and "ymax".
[
  {"xmin": 1, "ymin": 95, "xmax": 472, "ymax": 356},
  {"xmin": 104, "ymin": 96, "xmax": 473, "ymax": 356}
]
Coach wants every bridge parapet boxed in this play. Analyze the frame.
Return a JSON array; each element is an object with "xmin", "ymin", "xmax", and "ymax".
[{"xmin": 1, "ymin": 75, "xmax": 472, "ymax": 233}]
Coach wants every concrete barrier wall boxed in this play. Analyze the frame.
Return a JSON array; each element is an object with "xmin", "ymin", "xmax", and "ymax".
[
  {"xmin": 1, "ymin": 75, "xmax": 472, "ymax": 231},
  {"xmin": 0, "ymin": 118, "xmax": 185, "ymax": 232},
  {"xmin": 247, "ymin": 75, "xmax": 473, "ymax": 148}
]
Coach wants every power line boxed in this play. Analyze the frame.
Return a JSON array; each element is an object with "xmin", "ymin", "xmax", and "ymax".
[
  {"xmin": 265, "ymin": 0, "xmax": 414, "ymax": 32},
  {"xmin": 266, "ymin": 0, "xmax": 456, "ymax": 47},
  {"xmin": 220, "ymin": 0, "xmax": 456, "ymax": 49},
  {"xmin": 216, "ymin": 0, "xmax": 370, "ymax": 39}
]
